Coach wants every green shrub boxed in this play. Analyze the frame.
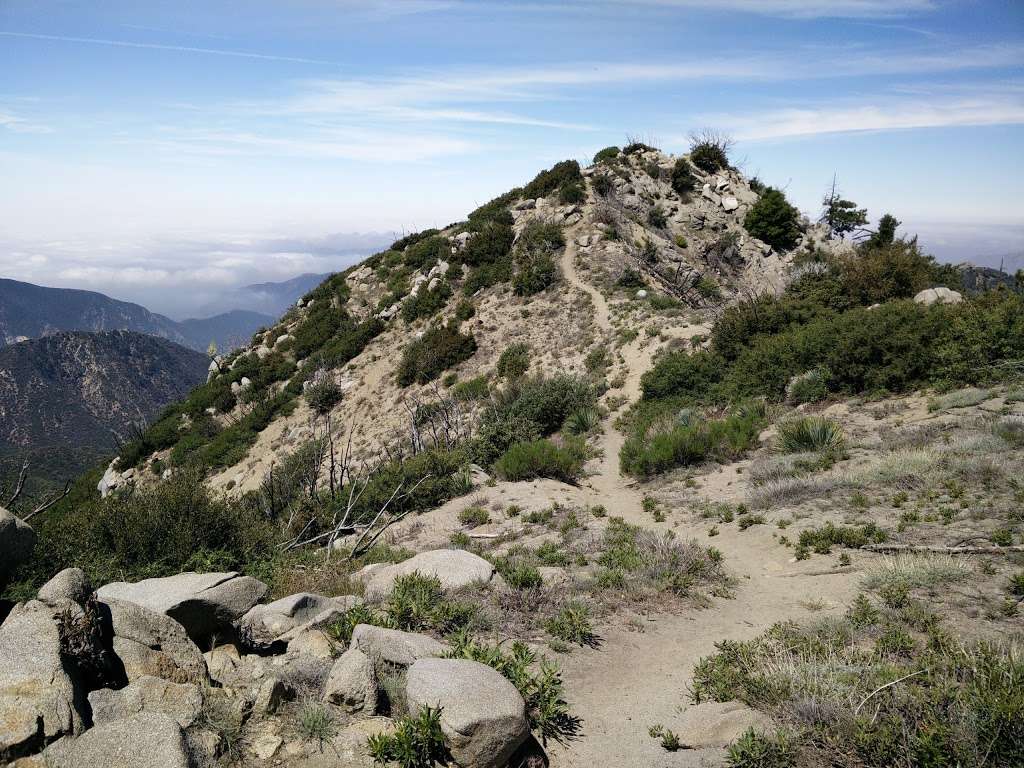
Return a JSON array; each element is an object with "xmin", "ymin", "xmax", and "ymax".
[
  {"xmin": 391, "ymin": 229, "xmax": 441, "ymax": 253},
  {"xmin": 403, "ymin": 234, "xmax": 448, "ymax": 269},
  {"xmin": 305, "ymin": 378, "xmax": 342, "ymax": 415},
  {"xmin": 523, "ymin": 160, "xmax": 582, "ymax": 200},
  {"xmin": 295, "ymin": 701, "xmax": 337, "ymax": 745},
  {"xmin": 496, "ymin": 343, "xmax": 531, "ymax": 379},
  {"xmin": 397, "ymin": 323, "xmax": 477, "ymax": 386},
  {"xmin": 458, "ymin": 506, "xmax": 490, "ymax": 527},
  {"xmin": 402, "ymin": 280, "xmax": 452, "ymax": 323},
  {"xmin": 454, "ymin": 300, "xmax": 475, "ymax": 321},
  {"xmin": 500, "ymin": 562, "xmax": 543, "ymax": 590},
  {"xmin": 513, "ymin": 219, "xmax": 565, "ymax": 296},
  {"xmin": 624, "ymin": 141, "xmax": 656, "ymax": 154},
  {"xmin": 494, "ymin": 439, "xmax": 586, "ymax": 483},
  {"xmin": 545, "ymin": 602, "xmax": 596, "ymax": 646},
  {"xmin": 777, "ymin": 416, "xmax": 845, "ymax": 454},
  {"xmin": 689, "ymin": 134, "xmax": 730, "ymax": 174},
  {"xmin": 472, "ymin": 412, "xmax": 541, "ymax": 467},
  {"xmin": 462, "ymin": 219, "xmax": 514, "ymax": 267},
  {"xmin": 366, "ymin": 705, "xmax": 447, "ymax": 768},
  {"xmin": 499, "ymin": 375, "xmax": 595, "ymax": 435},
  {"xmin": 785, "ymin": 368, "xmax": 830, "ymax": 404},
  {"xmin": 462, "ymin": 260, "xmax": 512, "ymax": 296},
  {"xmin": 744, "ymin": 188, "xmax": 801, "ymax": 251},
  {"xmin": 647, "ymin": 205, "xmax": 668, "ymax": 228},
  {"xmin": 725, "ymin": 728, "xmax": 797, "ymax": 768},
  {"xmin": 513, "ymin": 255, "xmax": 558, "ymax": 296},
  {"xmin": 592, "ymin": 172, "xmax": 614, "ymax": 196},
  {"xmin": 558, "ymin": 182, "xmax": 585, "ymax": 205},
  {"xmin": 452, "ymin": 375, "xmax": 489, "ymax": 401},
  {"xmin": 593, "ymin": 146, "xmax": 620, "ymax": 163},
  {"xmin": 670, "ymin": 158, "xmax": 697, "ymax": 196},
  {"xmin": 620, "ymin": 407, "xmax": 766, "ymax": 477},
  {"xmin": 695, "ymin": 275, "xmax": 722, "ymax": 299},
  {"xmin": 564, "ymin": 407, "xmax": 601, "ymax": 435},
  {"xmin": 796, "ymin": 521, "xmax": 886, "ymax": 555}
]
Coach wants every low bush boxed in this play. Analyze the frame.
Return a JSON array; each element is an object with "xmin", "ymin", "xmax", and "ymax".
[
  {"xmin": 647, "ymin": 205, "xmax": 668, "ymax": 228},
  {"xmin": 513, "ymin": 219, "xmax": 565, "ymax": 297},
  {"xmin": 366, "ymin": 705, "xmax": 448, "ymax": 768},
  {"xmin": 451, "ymin": 375, "xmax": 489, "ymax": 401},
  {"xmin": 620, "ymin": 407, "xmax": 766, "ymax": 477},
  {"xmin": 402, "ymin": 234, "xmax": 448, "ymax": 269},
  {"xmin": 688, "ymin": 132, "xmax": 731, "ymax": 174},
  {"xmin": 523, "ymin": 160, "xmax": 583, "ymax": 200},
  {"xmin": 593, "ymin": 146, "xmax": 620, "ymax": 163},
  {"xmin": 401, "ymin": 280, "xmax": 452, "ymax": 323},
  {"xmin": 462, "ymin": 219, "xmax": 514, "ymax": 267},
  {"xmin": 397, "ymin": 323, "xmax": 477, "ymax": 386},
  {"xmin": 777, "ymin": 416, "xmax": 845, "ymax": 454},
  {"xmin": 592, "ymin": 172, "xmax": 614, "ymax": 196},
  {"xmin": 744, "ymin": 188, "xmax": 801, "ymax": 251},
  {"xmin": 545, "ymin": 602, "xmax": 596, "ymax": 646},
  {"xmin": 494, "ymin": 439, "xmax": 586, "ymax": 483},
  {"xmin": 496, "ymin": 343, "xmax": 531, "ymax": 379},
  {"xmin": 670, "ymin": 158, "xmax": 697, "ymax": 196},
  {"xmin": 305, "ymin": 378, "xmax": 342, "ymax": 415}
]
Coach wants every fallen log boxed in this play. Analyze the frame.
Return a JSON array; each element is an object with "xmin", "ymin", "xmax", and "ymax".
[{"xmin": 862, "ymin": 544, "xmax": 1024, "ymax": 555}]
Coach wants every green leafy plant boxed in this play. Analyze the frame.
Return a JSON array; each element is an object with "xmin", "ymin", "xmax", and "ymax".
[
  {"xmin": 367, "ymin": 705, "xmax": 448, "ymax": 767},
  {"xmin": 743, "ymin": 188, "xmax": 801, "ymax": 251},
  {"xmin": 777, "ymin": 416, "xmax": 845, "ymax": 454}
]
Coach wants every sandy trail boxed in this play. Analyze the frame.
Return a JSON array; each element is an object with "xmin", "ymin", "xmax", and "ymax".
[{"xmin": 550, "ymin": 230, "xmax": 860, "ymax": 766}]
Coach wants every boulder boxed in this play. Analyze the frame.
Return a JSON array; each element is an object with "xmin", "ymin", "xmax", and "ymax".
[
  {"xmin": 350, "ymin": 625, "xmax": 445, "ymax": 666},
  {"xmin": 38, "ymin": 568, "xmax": 91, "ymax": 606},
  {"xmin": 252, "ymin": 676, "xmax": 296, "ymax": 716},
  {"xmin": 0, "ymin": 601, "xmax": 85, "ymax": 760},
  {"xmin": 44, "ymin": 712, "xmax": 192, "ymax": 768},
  {"xmin": 323, "ymin": 648, "xmax": 377, "ymax": 714},
  {"xmin": 635, "ymin": 289, "xmax": 648, "ymax": 299},
  {"xmin": 238, "ymin": 593, "xmax": 361, "ymax": 650},
  {"xmin": 406, "ymin": 658, "xmax": 529, "ymax": 768},
  {"xmin": 98, "ymin": 571, "xmax": 268, "ymax": 643},
  {"xmin": 672, "ymin": 701, "xmax": 774, "ymax": 748},
  {"xmin": 0, "ymin": 506, "xmax": 36, "ymax": 589},
  {"xmin": 88, "ymin": 676, "xmax": 203, "ymax": 729},
  {"xmin": 721, "ymin": 196, "xmax": 739, "ymax": 212},
  {"xmin": 360, "ymin": 550, "xmax": 496, "ymax": 600},
  {"xmin": 286, "ymin": 629, "xmax": 334, "ymax": 659},
  {"xmin": 914, "ymin": 286, "xmax": 963, "ymax": 306},
  {"xmin": 103, "ymin": 598, "xmax": 209, "ymax": 685}
]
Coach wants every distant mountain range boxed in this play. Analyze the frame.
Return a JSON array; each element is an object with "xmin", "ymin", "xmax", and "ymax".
[
  {"xmin": 0, "ymin": 278, "xmax": 275, "ymax": 353},
  {"xmin": 0, "ymin": 330, "xmax": 208, "ymax": 481},
  {"xmin": 197, "ymin": 273, "xmax": 331, "ymax": 318}
]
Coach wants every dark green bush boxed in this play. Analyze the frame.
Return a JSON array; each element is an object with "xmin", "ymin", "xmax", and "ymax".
[
  {"xmin": 647, "ymin": 205, "xmax": 668, "ymax": 228},
  {"xmin": 451, "ymin": 375, "xmax": 489, "ymax": 401},
  {"xmin": 401, "ymin": 280, "xmax": 452, "ymax": 323},
  {"xmin": 624, "ymin": 141, "xmax": 656, "ymax": 154},
  {"xmin": 592, "ymin": 172, "xmax": 614, "ymax": 196},
  {"xmin": 462, "ymin": 260, "xmax": 512, "ymax": 296},
  {"xmin": 513, "ymin": 255, "xmax": 558, "ymax": 296},
  {"xmin": 593, "ymin": 146, "xmax": 620, "ymax": 163},
  {"xmin": 670, "ymin": 158, "xmax": 697, "ymax": 196},
  {"xmin": 397, "ymin": 323, "xmax": 477, "ymax": 386},
  {"xmin": 305, "ymin": 378, "xmax": 342, "ymax": 415},
  {"xmin": 523, "ymin": 160, "xmax": 582, "ymax": 199},
  {"xmin": 390, "ymin": 229, "xmax": 440, "ymax": 253},
  {"xmin": 494, "ymin": 439, "xmax": 586, "ymax": 483},
  {"xmin": 462, "ymin": 220, "xmax": 514, "ymax": 267},
  {"xmin": 496, "ymin": 343, "xmax": 531, "ymax": 379},
  {"xmin": 402, "ymin": 235, "xmax": 448, "ymax": 269},
  {"xmin": 467, "ymin": 189, "xmax": 520, "ymax": 229},
  {"xmin": 689, "ymin": 137, "xmax": 730, "ymax": 173},
  {"xmin": 512, "ymin": 219, "xmax": 564, "ymax": 296},
  {"xmin": 744, "ymin": 188, "xmax": 801, "ymax": 251},
  {"xmin": 558, "ymin": 182, "xmax": 586, "ymax": 205},
  {"xmin": 454, "ymin": 300, "xmax": 475, "ymax": 321}
]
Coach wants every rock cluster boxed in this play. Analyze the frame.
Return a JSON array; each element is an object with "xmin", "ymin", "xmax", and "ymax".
[{"xmin": 1, "ymin": 549, "xmax": 531, "ymax": 767}]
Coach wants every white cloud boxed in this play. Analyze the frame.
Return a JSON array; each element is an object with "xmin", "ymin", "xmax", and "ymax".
[
  {"xmin": 703, "ymin": 92, "xmax": 1024, "ymax": 140},
  {"xmin": 0, "ymin": 111, "xmax": 52, "ymax": 134}
]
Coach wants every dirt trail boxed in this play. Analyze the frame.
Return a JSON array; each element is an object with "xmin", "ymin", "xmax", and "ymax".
[
  {"xmin": 551, "ymin": 231, "xmax": 860, "ymax": 766},
  {"xmin": 559, "ymin": 231, "xmax": 706, "ymax": 526}
]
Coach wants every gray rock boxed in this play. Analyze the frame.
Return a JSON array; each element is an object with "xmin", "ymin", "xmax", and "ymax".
[
  {"xmin": 361, "ymin": 550, "xmax": 496, "ymax": 600},
  {"xmin": 97, "ymin": 571, "xmax": 267, "ymax": 643},
  {"xmin": 0, "ymin": 506, "xmax": 35, "ymax": 590},
  {"xmin": 286, "ymin": 628, "xmax": 334, "ymax": 659},
  {"xmin": 406, "ymin": 658, "xmax": 529, "ymax": 768},
  {"xmin": 721, "ymin": 196, "xmax": 739, "ymax": 212},
  {"xmin": 88, "ymin": 676, "xmax": 203, "ymax": 729},
  {"xmin": 38, "ymin": 568, "xmax": 91, "ymax": 605},
  {"xmin": 44, "ymin": 712, "xmax": 192, "ymax": 768},
  {"xmin": 0, "ymin": 601, "xmax": 85, "ymax": 760},
  {"xmin": 323, "ymin": 648, "xmax": 377, "ymax": 714},
  {"xmin": 672, "ymin": 701, "xmax": 774, "ymax": 748},
  {"xmin": 252, "ymin": 676, "xmax": 296, "ymax": 716},
  {"xmin": 103, "ymin": 598, "xmax": 209, "ymax": 685},
  {"xmin": 914, "ymin": 286, "xmax": 963, "ymax": 306},
  {"xmin": 635, "ymin": 289, "xmax": 648, "ymax": 299},
  {"xmin": 350, "ymin": 625, "xmax": 445, "ymax": 666}
]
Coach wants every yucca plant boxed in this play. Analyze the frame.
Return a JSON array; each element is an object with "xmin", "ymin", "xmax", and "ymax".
[
  {"xmin": 565, "ymin": 406, "xmax": 601, "ymax": 435},
  {"xmin": 777, "ymin": 416, "xmax": 844, "ymax": 454}
]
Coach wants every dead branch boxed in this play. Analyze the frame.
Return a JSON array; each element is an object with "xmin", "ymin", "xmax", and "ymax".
[
  {"xmin": 862, "ymin": 544, "xmax": 1024, "ymax": 555},
  {"xmin": 22, "ymin": 480, "xmax": 71, "ymax": 522},
  {"xmin": 4, "ymin": 460, "xmax": 29, "ymax": 507}
]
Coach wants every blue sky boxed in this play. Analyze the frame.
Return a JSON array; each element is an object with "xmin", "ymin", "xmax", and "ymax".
[{"xmin": 2, "ymin": 0, "xmax": 1022, "ymax": 317}]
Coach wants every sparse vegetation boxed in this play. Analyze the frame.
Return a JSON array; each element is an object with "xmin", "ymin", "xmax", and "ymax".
[{"xmin": 397, "ymin": 323, "xmax": 477, "ymax": 386}]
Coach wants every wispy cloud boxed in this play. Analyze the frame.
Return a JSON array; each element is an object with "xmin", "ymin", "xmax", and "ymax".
[
  {"xmin": 704, "ymin": 91, "xmax": 1024, "ymax": 140},
  {"xmin": 0, "ymin": 31, "xmax": 336, "ymax": 65},
  {"xmin": 0, "ymin": 110, "xmax": 52, "ymax": 134},
  {"xmin": 596, "ymin": 0, "xmax": 938, "ymax": 19}
]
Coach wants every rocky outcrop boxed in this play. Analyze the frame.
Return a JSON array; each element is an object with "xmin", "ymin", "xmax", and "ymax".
[
  {"xmin": 914, "ymin": 286, "xmax": 963, "ymax": 306},
  {"xmin": 357, "ymin": 549, "xmax": 497, "ymax": 600},
  {"xmin": 97, "ymin": 571, "xmax": 267, "ymax": 643},
  {"xmin": 0, "ymin": 601, "xmax": 85, "ymax": 761},
  {"xmin": 44, "ymin": 712, "xmax": 195, "ymax": 768},
  {"xmin": 350, "ymin": 625, "xmax": 446, "ymax": 666},
  {"xmin": 88, "ymin": 676, "xmax": 203, "ymax": 729},
  {"xmin": 0, "ymin": 506, "xmax": 35, "ymax": 590},
  {"xmin": 323, "ymin": 648, "xmax": 378, "ymax": 714},
  {"xmin": 102, "ymin": 598, "xmax": 209, "ymax": 685},
  {"xmin": 236, "ymin": 592, "xmax": 361, "ymax": 650},
  {"xmin": 406, "ymin": 658, "xmax": 530, "ymax": 768},
  {"xmin": 38, "ymin": 567, "xmax": 91, "ymax": 606}
]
